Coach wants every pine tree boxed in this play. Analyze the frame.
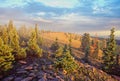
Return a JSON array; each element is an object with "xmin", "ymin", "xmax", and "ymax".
[
  {"xmin": 55, "ymin": 46, "xmax": 63, "ymax": 58},
  {"xmin": 7, "ymin": 20, "xmax": 26, "ymax": 60},
  {"xmin": 35, "ymin": 24, "xmax": 38, "ymax": 39},
  {"xmin": 0, "ymin": 37, "xmax": 14, "ymax": 74},
  {"xmin": 9, "ymin": 27, "xmax": 20, "ymax": 51},
  {"xmin": 81, "ymin": 33, "xmax": 91, "ymax": 52},
  {"xmin": 35, "ymin": 24, "xmax": 43, "ymax": 46},
  {"xmin": 103, "ymin": 28, "xmax": 117, "ymax": 72},
  {"xmin": 94, "ymin": 41, "xmax": 100, "ymax": 58},
  {"xmin": 81, "ymin": 33, "xmax": 91, "ymax": 62},
  {"xmin": 27, "ymin": 30, "xmax": 42, "ymax": 57},
  {"xmin": 84, "ymin": 46, "xmax": 90, "ymax": 62},
  {"xmin": 54, "ymin": 45, "xmax": 78, "ymax": 74},
  {"xmin": 8, "ymin": 20, "xmax": 14, "ymax": 31},
  {"xmin": 69, "ymin": 34, "xmax": 72, "ymax": 55},
  {"xmin": 1, "ymin": 26, "xmax": 9, "ymax": 44},
  {"xmin": 50, "ymin": 38, "xmax": 59, "ymax": 52}
]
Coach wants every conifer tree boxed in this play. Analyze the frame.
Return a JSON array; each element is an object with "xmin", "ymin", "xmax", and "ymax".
[
  {"xmin": 27, "ymin": 30, "xmax": 42, "ymax": 57},
  {"xmin": 0, "ymin": 37, "xmax": 14, "ymax": 74},
  {"xmin": 7, "ymin": 20, "xmax": 26, "ymax": 60},
  {"xmin": 35, "ymin": 24, "xmax": 43, "ymax": 46},
  {"xmin": 51, "ymin": 38, "xmax": 59, "ymax": 52},
  {"xmin": 94, "ymin": 41, "xmax": 100, "ymax": 58},
  {"xmin": 2, "ymin": 26, "xmax": 9, "ymax": 44},
  {"xmin": 54, "ymin": 45, "xmax": 78, "ymax": 74},
  {"xmin": 81, "ymin": 33, "xmax": 90, "ymax": 52},
  {"xmin": 81, "ymin": 33, "xmax": 91, "ymax": 62},
  {"xmin": 9, "ymin": 27, "xmax": 20, "ymax": 51},
  {"xmin": 69, "ymin": 34, "xmax": 72, "ymax": 55},
  {"xmin": 103, "ymin": 28, "xmax": 117, "ymax": 72},
  {"xmin": 55, "ymin": 46, "xmax": 63, "ymax": 58},
  {"xmin": 35, "ymin": 24, "xmax": 38, "ymax": 39}
]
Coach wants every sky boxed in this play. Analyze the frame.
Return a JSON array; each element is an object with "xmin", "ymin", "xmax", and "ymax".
[{"xmin": 0, "ymin": 0, "xmax": 120, "ymax": 37}]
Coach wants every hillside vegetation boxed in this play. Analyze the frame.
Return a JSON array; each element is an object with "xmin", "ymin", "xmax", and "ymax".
[{"xmin": 0, "ymin": 20, "xmax": 120, "ymax": 81}]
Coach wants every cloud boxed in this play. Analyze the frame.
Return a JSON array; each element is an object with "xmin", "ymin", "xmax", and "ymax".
[
  {"xmin": 0, "ymin": 0, "xmax": 120, "ymax": 38},
  {"xmin": 35, "ymin": 0, "xmax": 80, "ymax": 8},
  {"xmin": 0, "ymin": 0, "xmax": 30, "ymax": 8}
]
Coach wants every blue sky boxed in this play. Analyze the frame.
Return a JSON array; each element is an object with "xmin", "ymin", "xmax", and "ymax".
[{"xmin": 0, "ymin": 0, "xmax": 120, "ymax": 37}]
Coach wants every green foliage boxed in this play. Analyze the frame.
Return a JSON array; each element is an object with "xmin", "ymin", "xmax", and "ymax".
[
  {"xmin": 27, "ymin": 30, "xmax": 42, "ymax": 57},
  {"xmin": 54, "ymin": 45, "xmax": 78, "ymax": 74},
  {"xmin": 84, "ymin": 46, "xmax": 90, "ymax": 62},
  {"xmin": 69, "ymin": 34, "xmax": 72, "ymax": 55},
  {"xmin": 15, "ymin": 48, "xmax": 27, "ymax": 60},
  {"xmin": 81, "ymin": 33, "xmax": 91, "ymax": 62},
  {"xmin": 50, "ymin": 38, "xmax": 59, "ymax": 51},
  {"xmin": 55, "ymin": 46, "xmax": 63, "ymax": 57},
  {"xmin": 103, "ymin": 28, "xmax": 117, "ymax": 72},
  {"xmin": 74, "ymin": 65, "xmax": 117, "ymax": 81},
  {"xmin": 7, "ymin": 21, "xmax": 27, "ymax": 60},
  {"xmin": 93, "ymin": 41, "xmax": 100, "ymax": 58},
  {"xmin": 1, "ymin": 27, "xmax": 9, "ymax": 44},
  {"xmin": 81, "ymin": 33, "xmax": 90, "ymax": 51},
  {"xmin": 9, "ymin": 27, "xmax": 20, "ymax": 51},
  {"xmin": 0, "ymin": 37, "xmax": 14, "ymax": 73}
]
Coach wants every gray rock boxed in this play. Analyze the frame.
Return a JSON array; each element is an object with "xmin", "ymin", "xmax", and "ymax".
[
  {"xmin": 29, "ymin": 73, "xmax": 36, "ymax": 77},
  {"xmin": 14, "ymin": 77, "xmax": 23, "ymax": 81},
  {"xmin": 17, "ymin": 70, "xmax": 28, "ymax": 74},
  {"xmin": 21, "ymin": 77, "xmax": 33, "ymax": 81},
  {"xmin": 25, "ymin": 66, "xmax": 33, "ymax": 70},
  {"xmin": 33, "ymin": 62, "xmax": 39, "ymax": 66},
  {"xmin": 19, "ymin": 60, "xmax": 27, "ymax": 64},
  {"xmin": 37, "ymin": 75, "xmax": 43, "ymax": 79},
  {"xmin": 37, "ymin": 71, "xmax": 45, "ymax": 76},
  {"xmin": 3, "ymin": 76, "xmax": 14, "ymax": 81},
  {"xmin": 38, "ymin": 77, "xmax": 47, "ymax": 81}
]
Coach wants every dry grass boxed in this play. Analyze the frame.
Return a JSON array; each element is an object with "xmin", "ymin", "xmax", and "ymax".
[{"xmin": 41, "ymin": 32, "xmax": 81, "ymax": 48}]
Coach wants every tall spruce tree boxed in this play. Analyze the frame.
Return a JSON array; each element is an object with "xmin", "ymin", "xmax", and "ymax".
[
  {"xmin": 27, "ymin": 29, "xmax": 42, "ymax": 57},
  {"xmin": 35, "ymin": 24, "xmax": 38, "ymax": 39},
  {"xmin": 69, "ymin": 34, "xmax": 72, "ymax": 55},
  {"xmin": 81, "ymin": 33, "xmax": 91, "ymax": 62},
  {"xmin": 94, "ymin": 41, "xmax": 100, "ymax": 58},
  {"xmin": 81, "ymin": 33, "xmax": 90, "ymax": 51},
  {"xmin": 54, "ymin": 44, "xmax": 78, "ymax": 74},
  {"xmin": 7, "ymin": 20, "xmax": 26, "ymax": 60},
  {"xmin": 103, "ymin": 28, "xmax": 117, "ymax": 72},
  {"xmin": 2, "ymin": 26, "xmax": 9, "ymax": 44},
  {"xmin": 0, "ymin": 37, "xmax": 14, "ymax": 74},
  {"xmin": 51, "ymin": 38, "xmax": 59, "ymax": 52}
]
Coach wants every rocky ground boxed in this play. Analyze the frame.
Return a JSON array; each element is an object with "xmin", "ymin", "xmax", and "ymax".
[
  {"xmin": 0, "ymin": 56, "xmax": 120, "ymax": 81},
  {"xmin": 0, "ymin": 57, "xmax": 65, "ymax": 81}
]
